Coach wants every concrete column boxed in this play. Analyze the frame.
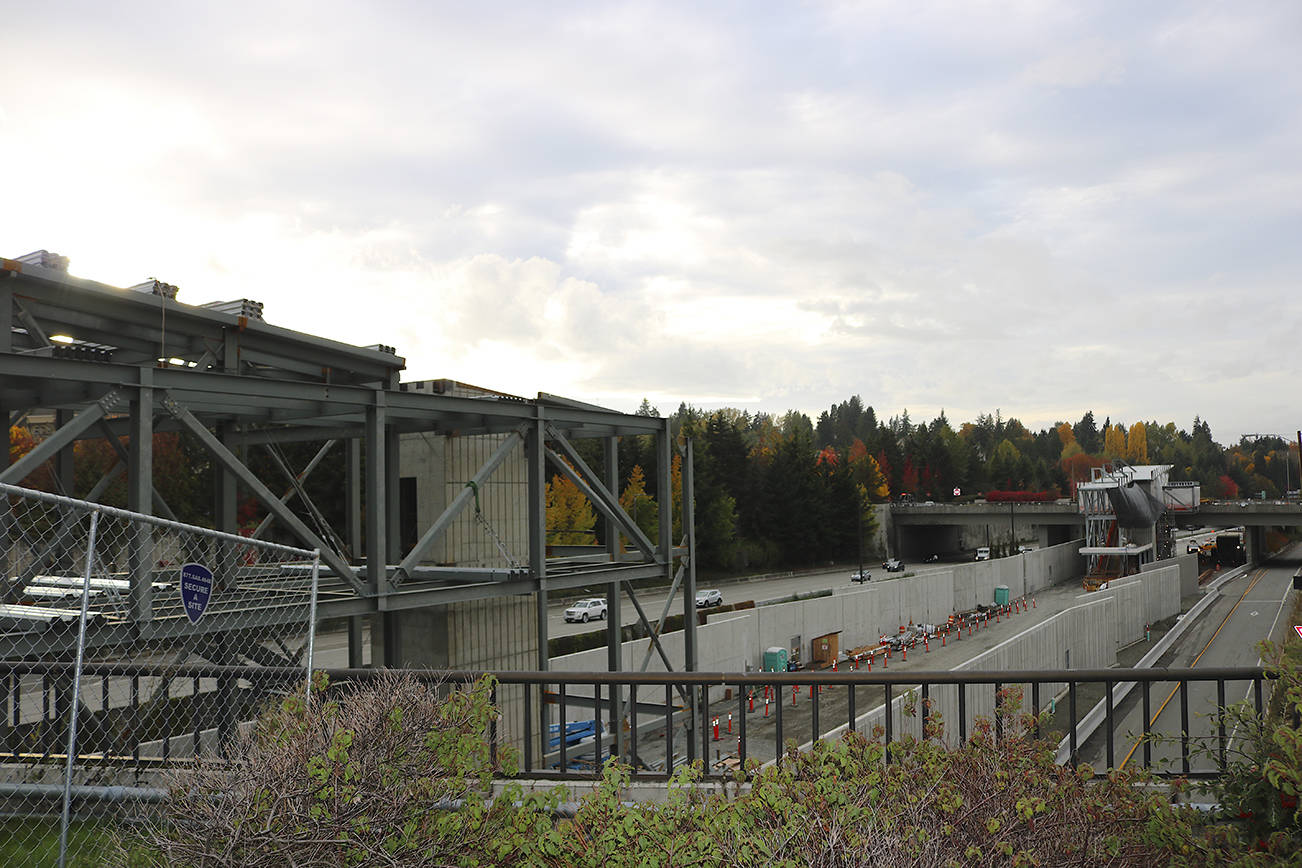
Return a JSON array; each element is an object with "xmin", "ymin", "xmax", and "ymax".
[{"xmin": 1245, "ymin": 526, "xmax": 1262, "ymax": 565}]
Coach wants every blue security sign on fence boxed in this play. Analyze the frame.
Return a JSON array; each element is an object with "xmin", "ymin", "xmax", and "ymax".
[{"xmin": 180, "ymin": 563, "xmax": 214, "ymax": 624}]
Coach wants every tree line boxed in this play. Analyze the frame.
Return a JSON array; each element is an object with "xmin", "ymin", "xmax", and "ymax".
[
  {"xmin": 567, "ymin": 399, "xmax": 1297, "ymax": 573},
  {"xmin": 9, "ymin": 401, "xmax": 1292, "ymax": 574}
]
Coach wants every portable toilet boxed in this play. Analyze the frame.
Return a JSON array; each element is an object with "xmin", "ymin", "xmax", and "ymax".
[
  {"xmin": 763, "ymin": 646, "xmax": 789, "ymax": 673},
  {"xmin": 994, "ymin": 585, "xmax": 1010, "ymax": 606}
]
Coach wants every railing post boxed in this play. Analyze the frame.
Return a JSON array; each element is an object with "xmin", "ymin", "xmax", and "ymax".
[
  {"xmin": 58, "ymin": 509, "xmax": 99, "ymax": 868},
  {"xmin": 1105, "ymin": 680, "xmax": 1114, "ymax": 770},
  {"xmin": 1180, "ymin": 680, "xmax": 1190, "ymax": 776},
  {"xmin": 1142, "ymin": 680, "xmax": 1152, "ymax": 769},
  {"xmin": 1217, "ymin": 679, "xmax": 1227, "ymax": 772},
  {"xmin": 1068, "ymin": 681, "xmax": 1077, "ymax": 765}
]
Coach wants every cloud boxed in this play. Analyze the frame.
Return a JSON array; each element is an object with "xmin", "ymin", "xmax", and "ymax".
[{"xmin": 1, "ymin": 1, "xmax": 1300, "ymax": 442}]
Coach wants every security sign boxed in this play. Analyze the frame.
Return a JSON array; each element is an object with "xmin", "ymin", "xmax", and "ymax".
[{"xmin": 180, "ymin": 563, "xmax": 214, "ymax": 625}]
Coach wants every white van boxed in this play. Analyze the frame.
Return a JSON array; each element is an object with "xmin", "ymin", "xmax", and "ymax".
[{"xmin": 975, "ymin": 547, "xmax": 991, "ymax": 561}]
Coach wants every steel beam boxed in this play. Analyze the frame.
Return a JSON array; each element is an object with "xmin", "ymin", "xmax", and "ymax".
[
  {"xmin": 0, "ymin": 390, "xmax": 122, "ymax": 486},
  {"xmin": 11, "ymin": 299, "xmax": 50, "ymax": 349},
  {"xmin": 637, "ymin": 560, "xmax": 687, "ymax": 672},
  {"xmin": 392, "ymin": 427, "xmax": 525, "ymax": 583},
  {"xmin": 251, "ymin": 439, "xmax": 338, "ymax": 541},
  {"xmin": 162, "ymin": 392, "xmax": 365, "ymax": 595},
  {"xmin": 260, "ymin": 441, "xmax": 350, "ymax": 558},
  {"xmin": 92, "ymin": 419, "xmax": 179, "ymax": 522},
  {"xmin": 544, "ymin": 426, "xmax": 657, "ymax": 558},
  {"xmin": 544, "ymin": 447, "xmax": 656, "ymax": 560},
  {"xmin": 621, "ymin": 583, "xmax": 689, "ymax": 705}
]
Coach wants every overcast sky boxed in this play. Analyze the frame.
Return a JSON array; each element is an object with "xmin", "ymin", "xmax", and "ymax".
[{"xmin": 3, "ymin": 2, "xmax": 1299, "ymax": 442}]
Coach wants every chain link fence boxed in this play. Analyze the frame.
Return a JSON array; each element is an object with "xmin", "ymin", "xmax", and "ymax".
[{"xmin": 0, "ymin": 482, "xmax": 319, "ymax": 866}]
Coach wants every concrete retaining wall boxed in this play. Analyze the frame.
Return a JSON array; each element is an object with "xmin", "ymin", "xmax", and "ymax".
[
  {"xmin": 554, "ymin": 539, "xmax": 1087, "ymax": 681},
  {"xmin": 817, "ymin": 596, "xmax": 1120, "ymax": 748},
  {"xmin": 951, "ymin": 539, "xmax": 1083, "ymax": 611},
  {"xmin": 1077, "ymin": 563, "xmax": 1181, "ymax": 648},
  {"xmin": 1143, "ymin": 552, "xmax": 1199, "ymax": 598}
]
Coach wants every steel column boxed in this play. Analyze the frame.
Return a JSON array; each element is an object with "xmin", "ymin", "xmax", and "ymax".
[
  {"xmin": 604, "ymin": 436, "xmax": 624, "ymax": 760},
  {"xmin": 128, "ymin": 371, "xmax": 153, "ymax": 622},
  {"xmin": 366, "ymin": 396, "xmax": 388, "ymax": 595},
  {"xmin": 347, "ymin": 436, "xmax": 365, "ymax": 668},
  {"xmin": 214, "ymin": 423, "xmax": 237, "ymax": 534},
  {"xmin": 0, "ymin": 393, "xmax": 118, "ymax": 486},
  {"xmin": 682, "ymin": 438, "xmax": 697, "ymax": 672},
  {"xmin": 527, "ymin": 415, "xmax": 549, "ymax": 761},
  {"xmin": 385, "ymin": 424, "xmax": 400, "ymax": 562}
]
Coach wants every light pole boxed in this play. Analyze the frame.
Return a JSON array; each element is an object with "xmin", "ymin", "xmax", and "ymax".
[{"xmin": 857, "ymin": 495, "xmax": 865, "ymax": 580}]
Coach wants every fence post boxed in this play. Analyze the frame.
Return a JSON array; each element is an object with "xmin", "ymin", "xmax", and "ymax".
[
  {"xmin": 59, "ymin": 509, "xmax": 100, "ymax": 868},
  {"xmin": 305, "ymin": 551, "xmax": 321, "ymax": 704}
]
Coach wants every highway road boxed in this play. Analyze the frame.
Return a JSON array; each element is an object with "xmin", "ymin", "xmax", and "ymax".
[
  {"xmin": 1076, "ymin": 548, "xmax": 1297, "ymax": 775},
  {"xmin": 544, "ymin": 559, "xmax": 962, "ymax": 640},
  {"xmin": 544, "ymin": 525, "xmax": 1232, "ymax": 642}
]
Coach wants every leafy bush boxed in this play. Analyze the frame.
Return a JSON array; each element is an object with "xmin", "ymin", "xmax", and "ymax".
[
  {"xmin": 1160, "ymin": 636, "xmax": 1302, "ymax": 865},
  {"xmin": 117, "ymin": 663, "xmax": 1302, "ymax": 866}
]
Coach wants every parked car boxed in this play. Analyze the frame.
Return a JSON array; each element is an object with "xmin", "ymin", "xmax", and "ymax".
[
  {"xmin": 923, "ymin": 554, "xmax": 940, "ymax": 563},
  {"xmin": 975, "ymin": 546, "xmax": 991, "ymax": 561},
  {"xmin": 850, "ymin": 569, "xmax": 872, "ymax": 583},
  {"xmin": 563, "ymin": 598, "xmax": 608, "ymax": 623},
  {"xmin": 695, "ymin": 589, "xmax": 723, "ymax": 608},
  {"xmin": 884, "ymin": 558, "xmax": 904, "ymax": 572},
  {"xmin": 1187, "ymin": 544, "xmax": 1200, "ymax": 554}
]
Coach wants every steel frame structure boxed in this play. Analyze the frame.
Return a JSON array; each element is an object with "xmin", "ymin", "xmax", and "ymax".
[{"xmin": 0, "ymin": 254, "xmax": 698, "ymax": 679}]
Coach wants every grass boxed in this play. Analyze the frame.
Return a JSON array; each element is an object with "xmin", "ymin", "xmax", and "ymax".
[{"xmin": 0, "ymin": 817, "xmax": 116, "ymax": 867}]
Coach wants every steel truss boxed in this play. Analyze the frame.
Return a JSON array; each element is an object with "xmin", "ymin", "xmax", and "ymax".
[{"xmin": 0, "ymin": 255, "xmax": 698, "ymax": 685}]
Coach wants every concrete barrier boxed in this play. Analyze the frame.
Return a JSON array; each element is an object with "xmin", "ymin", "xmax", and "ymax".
[{"xmin": 1053, "ymin": 562, "xmax": 1252, "ymax": 766}]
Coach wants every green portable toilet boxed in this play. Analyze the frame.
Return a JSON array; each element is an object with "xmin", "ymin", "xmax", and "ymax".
[
  {"xmin": 994, "ymin": 585, "xmax": 1010, "ymax": 606},
  {"xmin": 763, "ymin": 646, "xmax": 789, "ymax": 672}
]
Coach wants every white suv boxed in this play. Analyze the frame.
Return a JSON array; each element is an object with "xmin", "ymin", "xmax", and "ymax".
[
  {"xmin": 563, "ymin": 598, "xmax": 608, "ymax": 623},
  {"xmin": 695, "ymin": 589, "xmax": 723, "ymax": 608}
]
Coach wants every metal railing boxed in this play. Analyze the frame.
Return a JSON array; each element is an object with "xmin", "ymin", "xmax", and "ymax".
[{"xmin": 1, "ymin": 662, "xmax": 1272, "ymax": 783}]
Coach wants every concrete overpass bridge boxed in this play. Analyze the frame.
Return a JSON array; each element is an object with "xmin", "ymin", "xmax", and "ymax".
[{"xmin": 887, "ymin": 499, "xmax": 1301, "ymax": 564}]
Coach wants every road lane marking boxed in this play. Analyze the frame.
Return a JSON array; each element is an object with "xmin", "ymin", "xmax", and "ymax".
[{"xmin": 1119, "ymin": 567, "xmax": 1266, "ymax": 771}]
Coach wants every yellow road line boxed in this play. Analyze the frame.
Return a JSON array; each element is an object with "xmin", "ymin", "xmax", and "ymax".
[{"xmin": 1117, "ymin": 567, "xmax": 1265, "ymax": 770}]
